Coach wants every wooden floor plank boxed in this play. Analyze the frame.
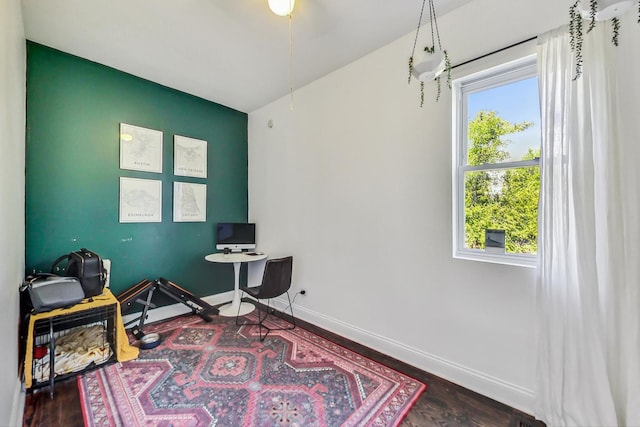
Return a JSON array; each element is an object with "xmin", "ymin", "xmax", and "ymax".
[{"xmin": 23, "ymin": 312, "xmax": 544, "ymax": 427}]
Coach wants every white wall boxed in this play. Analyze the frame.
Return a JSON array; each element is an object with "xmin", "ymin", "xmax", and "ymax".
[
  {"xmin": 0, "ymin": 0, "xmax": 26, "ymax": 424},
  {"xmin": 249, "ymin": 0, "xmax": 572, "ymax": 414}
]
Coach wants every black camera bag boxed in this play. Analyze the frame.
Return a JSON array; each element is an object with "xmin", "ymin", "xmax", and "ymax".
[{"xmin": 52, "ymin": 248, "xmax": 106, "ymax": 298}]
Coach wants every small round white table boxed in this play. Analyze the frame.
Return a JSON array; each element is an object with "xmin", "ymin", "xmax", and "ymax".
[{"xmin": 205, "ymin": 252, "xmax": 268, "ymax": 317}]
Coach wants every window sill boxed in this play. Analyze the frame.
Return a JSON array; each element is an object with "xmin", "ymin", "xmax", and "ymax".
[{"xmin": 454, "ymin": 250, "xmax": 537, "ymax": 268}]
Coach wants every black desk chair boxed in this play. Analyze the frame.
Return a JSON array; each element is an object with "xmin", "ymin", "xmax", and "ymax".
[{"xmin": 236, "ymin": 256, "xmax": 295, "ymax": 341}]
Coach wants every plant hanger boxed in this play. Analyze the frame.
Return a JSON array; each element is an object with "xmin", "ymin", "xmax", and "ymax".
[
  {"xmin": 569, "ymin": 0, "xmax": 639, "ymax": 79},
  {"xmin": 408, "ymin": 0, "xmax": 452, "ymax": 106}
]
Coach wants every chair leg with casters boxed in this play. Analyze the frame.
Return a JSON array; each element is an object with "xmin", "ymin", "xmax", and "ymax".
[{"xmin": 235, "ymin": 291, "xmax": 296, "ymax": 341}]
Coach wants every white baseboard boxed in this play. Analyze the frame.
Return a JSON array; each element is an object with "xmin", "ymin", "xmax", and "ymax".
[
  {"xmin": 120, "ymin": 291, "xmax": 534, "ymax": 415},
  {"xmin": 14, "ymin": 290, "xmax": 533, "ymax": 425},
  {"xmin": 122, "ymin": 291, "xmax": 234, "ymax": 328},
  {"xmin": 269, "ymin": 297, "xmax": 535, "ymax": 415},
  {"xmin": 10, "ymin": 378, "xmax": 25, "ymax": 427}
]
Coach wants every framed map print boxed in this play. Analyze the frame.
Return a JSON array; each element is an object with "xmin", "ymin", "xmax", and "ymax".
[
  {"xmin": 120, "ymin": 123, "xmax": 163, "ymax": 173},
  {"xmin": 119, "ymin": 177, "xmax": 162, "ymax": 223},
  {"xmin": 173, "ymin": 182, "xmax": 206, "ymax": 222},
  {"xmin": 174, "ymin": 135, "xmax": 207, "ymax": 178}
]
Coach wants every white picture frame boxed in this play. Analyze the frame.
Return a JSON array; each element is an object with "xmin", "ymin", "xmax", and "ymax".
[
  {"xmin": 174, "ymin": 135, "xmax": 207, "ymax": 178},
  {"xmin": 173, "ymin": 182, "xmax": 207, "ymax": 222},
  {"xmin": 119, "ymin": 177, "xmax": 162, "ymax": 223},
  {"xmin": 120, "ymin": 123, "xmax": 163, "ymax": 173}
]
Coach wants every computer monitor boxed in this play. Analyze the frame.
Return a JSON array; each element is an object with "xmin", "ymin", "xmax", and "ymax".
[{"xmin": 216, "ymin": 223, "xmax": 256, "ymax": 252}]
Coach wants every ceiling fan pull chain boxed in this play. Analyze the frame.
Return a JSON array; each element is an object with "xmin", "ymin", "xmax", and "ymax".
[{"xmin": 289, "ymin": 11, "xmax": 294, "ymax": 111}]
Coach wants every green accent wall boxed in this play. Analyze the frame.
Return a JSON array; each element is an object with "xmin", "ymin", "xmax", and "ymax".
[{"xmin": 26, "ymin": 42, "xmax": 248, "ymax": 298}]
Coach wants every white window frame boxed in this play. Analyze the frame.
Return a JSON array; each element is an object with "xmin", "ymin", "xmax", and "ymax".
[{"xmin": 452, "ymin": 54, "xmax": 539, "ymax": 268}]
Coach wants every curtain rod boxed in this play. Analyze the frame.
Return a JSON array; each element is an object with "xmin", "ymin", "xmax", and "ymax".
[{"xmin": 451, "ymin": 36, "xmax": 538, "ymax": 70}]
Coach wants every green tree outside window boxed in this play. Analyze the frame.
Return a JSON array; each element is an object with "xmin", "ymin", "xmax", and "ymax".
[{"xmin": 464, "ymin": 111, "xmax": 540, "ymax": 254}]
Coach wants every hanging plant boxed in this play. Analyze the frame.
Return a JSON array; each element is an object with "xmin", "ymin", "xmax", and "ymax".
[
  {"xmin": 569, "ymin": 0, "xmax": 639, "ymax": 79},
  {"xmin": 437, "ymin": 49, "xmax": 452, "ymax": 102},
  {"xmin": 407, "ymin": 0, "xmax": 452, "ymax": 106}
]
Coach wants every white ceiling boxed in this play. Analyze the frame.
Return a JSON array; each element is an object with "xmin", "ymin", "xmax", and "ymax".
[{"xmin": 21, "ymin": 0, "xmax": 472, "ymax": 113}]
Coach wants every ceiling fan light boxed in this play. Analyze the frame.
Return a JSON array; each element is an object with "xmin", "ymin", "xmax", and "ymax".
[{"xmin": 268, "ymin": 0, "xmax": 295, "ymax": 16}]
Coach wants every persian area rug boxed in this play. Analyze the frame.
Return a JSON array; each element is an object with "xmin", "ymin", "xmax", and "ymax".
[{"xmin": 78, "ymin": 313, "xmax": 426, "ymax": 426}]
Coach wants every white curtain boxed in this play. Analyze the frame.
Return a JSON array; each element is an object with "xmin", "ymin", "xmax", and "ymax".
[{"xmin": 536, "ymin": 19, "xmax": 640, "ymax": 427}]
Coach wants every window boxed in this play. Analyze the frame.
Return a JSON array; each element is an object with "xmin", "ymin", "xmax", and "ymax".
[{"xmin": 452, "ymin": 55, "xmax": 540, "ymax": 267}]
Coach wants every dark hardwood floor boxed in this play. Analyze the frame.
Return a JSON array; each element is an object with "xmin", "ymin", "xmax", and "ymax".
[{"xmin": 23, "ymin": 309, "xmax": 544, "ymax": 427}]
